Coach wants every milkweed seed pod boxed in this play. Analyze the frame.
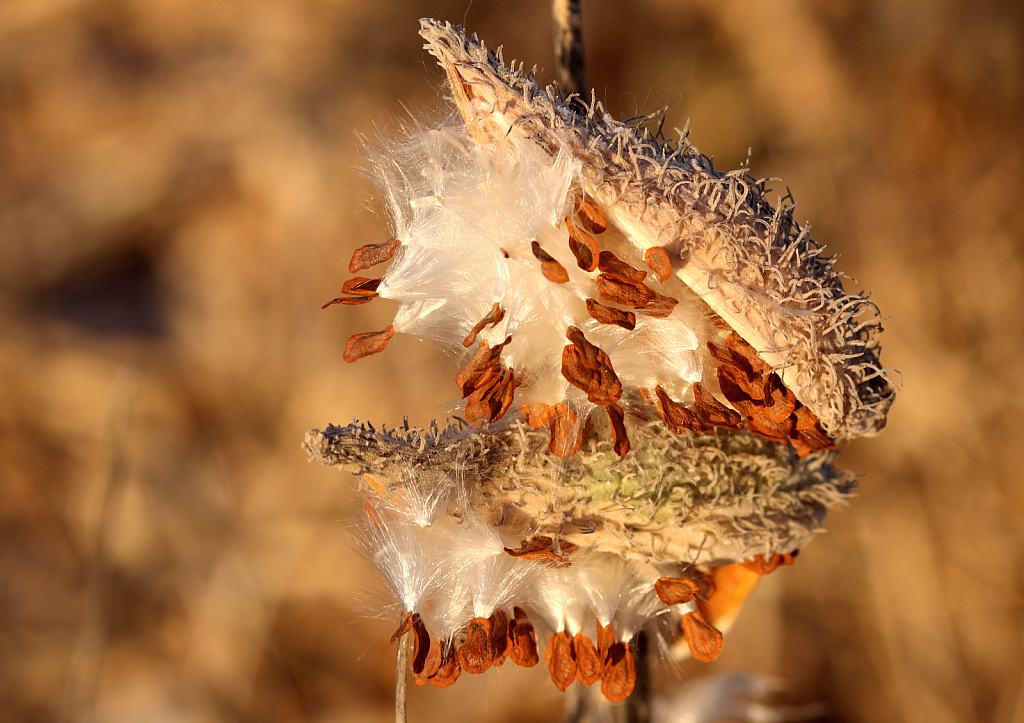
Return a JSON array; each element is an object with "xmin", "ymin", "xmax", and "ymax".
[{"xmin": 308, "ymin": 19, "xmax": 895, "ymax": 700}]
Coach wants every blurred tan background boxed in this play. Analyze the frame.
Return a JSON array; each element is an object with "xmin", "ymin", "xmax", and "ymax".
[{"xmin": 1, "ymin": 0, "xmax": 1022, "ymax": 721}]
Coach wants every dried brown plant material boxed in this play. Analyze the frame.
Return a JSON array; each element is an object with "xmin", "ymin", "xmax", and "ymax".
[
  {"xmin": 431, "ymin": 641, "xmax": 462, "ymax": 688},
  {"xmin": 545, "ymin": 630, "xmax": 578, "ymax": 691},
  {"xmin": 575, "ymin": 197, "xmax": 607, "ymax": 234},
  {"xmin": 600, "ymin": 642, "xmax": 636, "ymax": 703},
  {"xmin": 596, "ymin": 623, "xmax": 616, "ymax": 661},
  {"xmin": 456, "ymin": 336, "xmax": 511, "ymax": 396},
  {"xmin": 508, "ymin": 609, "xmax": 540, "ymax": 667},
  {"xmin": 654, "ymin": 386, "xmax": 709, "ymax": 434},
  {"xmin": 412, "ymin": 617, "xmax": 440, "ymax": 685},
  {"xmin": 349, "ymin": 238, "xmax": 401, "ymax": 273},
  {"xmin": 462, "ymin": 302, "xmax": 506, "ymax": 347},
  {"xmin": 790, "ymin": 406, "xmax": 836, "ymax": 455},
  {"xmin": 596, "ymin": 273, "xmax": 652, "ymax": 308},
  {"xmin": 644, "ymin": 246, "xmax": 672, "ymax": 282},
  {"xmin": 519, "ymin": 402, "xmax": 553, "ymax": 427},
  {"xmin": 457, "ymin": 617, "xmax": 494, "ymax": 674},
  {"xmin": 490, "ymin": 610, "xmax": 510, "ymax": 666},
  {"xmin": 606, "ymin": 403, "xmax": 630, "ymax": 456},
  {"xmin": 503, "ymin": 542, "xmax": 564, "ymax": 563},
  {"xmin": 531, "ymin": 240, "xmax": 570, "ymax": 284},
  {"xmin": 343, "ymin": 326, "xmax": 396, "ymax": 363},
  {"xmin": 562, "ymin": 326, "xmax": 622, "ymax": 406},
  {"xmin": 390, "ymin": 611, "xmax": 414, "ymax": 644},
  {"xmin": 640, "ymin": 289, "xmax": 679, "ymax": 318},
  {"xmin": 341, "ymin": 277, "xmax": 382, "ymax": 296},
  {"xmin": 573, "ymin": 633, "xmax": 603, "ymax": 685},
  {"xmin": 465, "ymin": 367, "xmax": 518, "ymax": 426},
  {"xmin": 586, "ymin": 298, "xmax": 636, "ymax": 330},
  {"xmin": 598, "ymin": 250, "xmax": 647, "ymax": 285},
  {"xmin": 566, "ymin": 216, "xmax": 600, "ymax": 271},
  {"xmin": 681, "ymin": 611, "xmax": 724, "ymax": 663},
  {"xmin": 321, "ymin": 294, "xmax": 376, "ymax": 308},
  {"xmin": 654, "ymin": 577, "xmax": 700, "ymax": 606},
  {"xmin": 693, "ymin": 383, "xmax": 744, "ymax": 430},
  {"xmin": 547, "ymin": 401, "xmax": 583, "ymax": 458},
  {"xmin": 741, "ymin": 551, "xmax": 799, "ymax": 575}
]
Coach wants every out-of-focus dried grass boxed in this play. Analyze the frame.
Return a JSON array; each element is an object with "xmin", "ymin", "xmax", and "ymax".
[{"xmin": 1, "ymin": 1, "xmax": 1021, "ymax": 722}]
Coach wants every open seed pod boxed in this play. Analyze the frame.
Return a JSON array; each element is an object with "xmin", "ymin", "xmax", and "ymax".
[{"xmin": 310, "ymin": 19, "xmax": 896, "ymax": 698}]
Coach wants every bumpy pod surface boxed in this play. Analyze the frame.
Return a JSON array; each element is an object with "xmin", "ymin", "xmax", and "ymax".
[{"xmin": 419, "ymin": 19, "xmax": 895, "ymax": 442}]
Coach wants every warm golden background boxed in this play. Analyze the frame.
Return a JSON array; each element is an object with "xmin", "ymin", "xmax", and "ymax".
[{"xmin": 2, "ymin": 0, "xmax": 1021, "ymax": 721}]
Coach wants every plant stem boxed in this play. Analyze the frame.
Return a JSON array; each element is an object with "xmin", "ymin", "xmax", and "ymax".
[
  {"xmin": 395, "ymin": 631, "xmax": 411, "ymax": 723},
  {"xmin": 552, "ymin": 0, "xmax": 588, "ymax": 97}
]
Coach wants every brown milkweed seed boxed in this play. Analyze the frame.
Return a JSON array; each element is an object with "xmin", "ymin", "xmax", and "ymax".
[
  {"xmin": 531, "ymin": 240, "xmax": 570, "ymax": 283},
  {"xmin": 600, "ymin": 642, "xmax": 636, "ymax": 703},
  {"xmin": 321, "ymin": 295, "xmax": 376, "ymax": 308},
  {"xmin": 547, "ymin": 402, "xmax": 583, "ymax": 458},
  {"xmin": 606, "ymin": 403, "xmax": 630, "ymax": 456},
  {"xmin": 644, "ymin": 246, "xmax": 672, "ymax": 282},
  {"xmin": 654, "ymin": 386, "xmax": 709, "ymax": 434},
  {"xmin": 457, "ymin": 617, "xmax": 494, "ymax": 674},
  {"xmin": 654, "ymin": 577, "xmax": 700, "ymax": 606},
  {"xmin": 586, "ymin": 298, "xmax": 636, "ymax": 330},
  {"xmin": 640, "ymin": 289, "xmax": 679, "ymax": 318},
  {"xmin": 693, "ymin": 382, "xmax": 744, "ymax": 430},
  {"xmin": 343, "ymin": 326, "xmax": 396, "ymax": 363},
  {"xmin": 519, "ymin": 402, "xmax": 552, "ymax": 427},
  {"xmin": 598, "ymin": 250, "xmax": 647, "ymax": 285},
  {"xmin": 431, "ymin": 641, "xmax": 462, "ymax": 688},
  {"xmin": 596, "ymin": 274, "xmax": 652, "ymax": 308},
  {"xmin": 348, "ymin": 238, "xmax": 400, "ymax": 273},
  {"xmin": 341, "ymin": 277, "xmax": 382, "ymax": 296},
  {"xmin": 566, "ymin": 216, "xmax": 600, "ymax": 271},
  {"xmin": 490, "ymin": 610, "xmax": 510, "ymax": 666},
  {"xmin": 573, "ymin": 633, "xmax": 603, "ymax": 685},
  {"xmin": 681, "ymin": 611, "xmax": 724, "ymax": 663},
  {"xmin": 575, "ymin": 197, "xmax": 608, "ymax": 234},
  {"xmin": 596, "ymin": 622, "xmax": 616, "ymax": 662},
  {"xmin": 545, "ymin": 631, "xmax": 577, "ymax": 691},
  {"xmin": 456, "ymin": 336, "xmax": 511, "ymax": 396},
  {"xmin": 462, "ymin": 302, "xmax": 506, "ymax": 347},
  {"xmin": 508, "ymin": 609, "xmax": 540, "ymax": 668}
]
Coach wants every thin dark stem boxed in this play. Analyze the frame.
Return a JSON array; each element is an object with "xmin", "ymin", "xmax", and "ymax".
[
  {"xmin": 395, "ymin": 631, "xmax": 411, "ymax": 723},
  {"xmin": 625, "ymin": 632, "xmax": 651, "ymax": 723},
  {"xmin": 552, "ymin": 0, "xmax": 588, "ymax": 98}
]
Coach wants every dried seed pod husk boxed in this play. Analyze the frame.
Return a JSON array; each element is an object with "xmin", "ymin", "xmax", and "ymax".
[
  {"xmin": 306, "ymin": 418, "xmax": 855, "ymax": 567},
  {"xmin": 419, "ymin": 19, "xmax": 896, "ymax": 442}
]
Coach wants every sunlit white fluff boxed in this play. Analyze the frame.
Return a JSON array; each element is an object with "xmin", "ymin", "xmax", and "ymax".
[{"xmin": 364, "ymin": 120, "xmax": 709, "ymax": 429}]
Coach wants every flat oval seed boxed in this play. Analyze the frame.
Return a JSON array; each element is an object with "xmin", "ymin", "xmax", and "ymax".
[{"xmin": 343, "ymin": 326, "xmax": 396, "ymax": 363}]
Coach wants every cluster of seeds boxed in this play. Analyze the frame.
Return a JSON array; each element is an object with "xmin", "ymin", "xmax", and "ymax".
[
  {"xmin": 330, "ymin": 187, "xmax": 835, "ymax": 463},
  {"xmin": 362, "ymin": 482, "xmax": 797, "ymax": 701}
]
